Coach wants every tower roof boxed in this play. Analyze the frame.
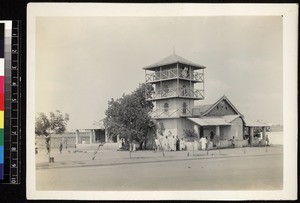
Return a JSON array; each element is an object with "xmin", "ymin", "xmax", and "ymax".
[{"xmin": 143, "ymin": 53, "xmax": 206, "ymax": 70}]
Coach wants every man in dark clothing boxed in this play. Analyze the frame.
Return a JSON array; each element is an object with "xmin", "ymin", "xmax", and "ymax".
[{"xmin": 176, "ymin": 136, "xmax": 180, "ymax": 151}]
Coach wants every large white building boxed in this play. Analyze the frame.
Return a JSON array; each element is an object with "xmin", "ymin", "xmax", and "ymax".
[{"xmin": 144, "ymin": 53, "xmax": 269, "ymax": 148}]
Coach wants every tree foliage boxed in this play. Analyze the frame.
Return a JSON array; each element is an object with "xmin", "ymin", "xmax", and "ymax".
[
  {"xmin": 35, "ymin": 112, "xmax": 51, "ymax": 136},
  {"xmin": 155, "ymin": 121, "xmax": 165, "ymax": 136},
  {"xmin": 104, "ymin": 83, "xmax": 154, "ymax": 143},
  {"xmin": 49, "ymin": 110, "xmax": 70, "ymax": 134},
  {"xmin": 35, "ymin": 110, "xmax": 69, "ymax": 136},
  {"xmin": 183, "ymin": 129, "xmax": 198, "ymax": 142}
]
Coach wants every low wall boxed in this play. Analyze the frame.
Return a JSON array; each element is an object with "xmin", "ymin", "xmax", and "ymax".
[
  {"xmin": 219, "ymin": 140, "xmax": 248, "ymax": 148},
  {"xmin": 35, "ymin": 133, "xmax": 92, "ymax": 149},
  {"xmin": 250, "ymin": 132, "xmax": 283, "ymax": 146},
  {"xmin": 267, "ymin": 132, "xmax": 283, "ymax": 145},
  {"xmin": 102, "ymin": 143, "xmax": 119, "ymax": 150},
  {"xmin": 75, "ymin": 143, "xmax": 141, "ymax": 151},
  {"xmin": 184, "ymin": 140, "xmax": 248, "ymax": 151},
  {"xmin": 76, "ymin": 143, "xmax": 102, "ymax": 151}
]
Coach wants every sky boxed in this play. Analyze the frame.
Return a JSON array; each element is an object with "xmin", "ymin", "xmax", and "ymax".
[{"xmin": 35, "ymin": 16, "xmax": 283, "ymax": 130}]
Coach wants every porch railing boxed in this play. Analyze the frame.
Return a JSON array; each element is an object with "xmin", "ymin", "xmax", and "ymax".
[
  {"xmin": 148, "ymin": 87, "xmax": 204, "ymax": 100},
  {"xmin": 150, "ymin": 107, "xmax": 193, "ymax": 118},
  {"xmin": 146, "ymin": 68, "xmax": 204, "ymax": 83}
]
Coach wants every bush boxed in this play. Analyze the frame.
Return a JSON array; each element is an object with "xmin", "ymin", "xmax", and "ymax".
[{"xmin": 183, "ymin": 129, "xmax": 198, "ymax": 142}]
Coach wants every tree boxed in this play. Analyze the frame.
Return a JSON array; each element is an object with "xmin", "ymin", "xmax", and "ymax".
[
  {"xmin": 35, "ymin": 111, "xmax": 70, "ymax": 161},
  {"xmin": 35, "ymin": 110, "xmax": 70, "ymax": 136},
  {"xmin": 35, "ymin": 112, "xmax": 51, "ymax": 136},
  {"xmin": 104, "ymin": 83, "xmax": 154, "ymax": 156},
  {"xmin": 49, "ymin": 110, "xmax": 70, "ymax": 134}
]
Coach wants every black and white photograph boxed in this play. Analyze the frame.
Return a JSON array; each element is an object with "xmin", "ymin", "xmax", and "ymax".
[{"xmin": 27, "ymin": 3, "xmax": 297, "ymax": 200}]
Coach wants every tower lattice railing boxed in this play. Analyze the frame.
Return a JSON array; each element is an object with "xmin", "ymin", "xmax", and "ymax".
[
  {"xmin": 150, "ymin": 107, "xmax": 193, "ymax": 118},
  {"xmin": 145, "ymin": 68, "xmax": 204, "ymax": 83},
  {"xmin": 147, "ymin": 87, "xmax": 204, "ymax": 100}
]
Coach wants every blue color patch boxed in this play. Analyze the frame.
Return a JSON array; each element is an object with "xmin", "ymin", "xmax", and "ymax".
[
  {"xmin": 0, "ymin": 146, "xmax": 3, "ymax": 163},
  {"xmin": 0, "ymin": 146, "xmax": 2, "ymax": 179},
  {"xmin": 0, "ymin": 163, "xmax": 2, "ymax": 179}
]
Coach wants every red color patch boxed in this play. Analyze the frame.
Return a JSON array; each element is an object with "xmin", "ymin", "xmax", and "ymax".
[
  {"xmin": 0, "ymin": 76, "xmax": 3, "ymax": 93},
  {"xmin": 0, "ymin": 93, "xmax": 3, "ymax": 110}
]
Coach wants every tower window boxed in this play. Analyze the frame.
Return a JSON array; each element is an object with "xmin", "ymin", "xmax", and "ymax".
[
  {"xmin": 182, "ymin": 103, "xmax": 187, "ymax": 114},
  {"xmin": 164, "ymin": 103, "xmax": 169, "ymax": 113}
]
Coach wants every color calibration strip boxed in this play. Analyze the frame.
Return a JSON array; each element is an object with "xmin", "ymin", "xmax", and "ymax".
[
  {"xmin": 0, "ymin": 23, "xmax": 4, "ymax": 180},
  {"xmin": 0, "ymin": 20, "xmax": 20, "ymax": 184},
  {"xmin": 7, "ymin": 21, "xmax": 20, "ymax": 184}
]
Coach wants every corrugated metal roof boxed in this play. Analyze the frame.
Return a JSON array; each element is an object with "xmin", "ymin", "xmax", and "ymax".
[
  {"xmin": 193, "ymin": 104, "xmax": 213, "ymax": 114},
  {"xmin": 223, "ymin": 115, "xmax": 241, "ymax": 123},
  {"xmin": 143, "ymin": 53, "xmax": 206, "ymax": 70},
  {"xmin": 72, "ymin": 120, "xmax": 105, "ymax": 130},
  {"xmin": 188, "ymin": 117, "xmax": 232, "ymax": 126},
  {"xmin": 243, "ymin": 118, "xmax": 271, "ymax": 127}
]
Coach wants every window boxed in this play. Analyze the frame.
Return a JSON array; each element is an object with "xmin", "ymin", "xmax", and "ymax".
[
  {"xmin": 164, "ymin": 103, "xmax": 169, "ymax": 113},
  {"xmin": 182, "ymin": 103, "xmax": 187, "ymax": 114}
]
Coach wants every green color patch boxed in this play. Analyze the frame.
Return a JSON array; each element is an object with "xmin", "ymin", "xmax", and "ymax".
[{"xmin": 0, "ymin": 128, "xmax": 3, "ymax": 146}]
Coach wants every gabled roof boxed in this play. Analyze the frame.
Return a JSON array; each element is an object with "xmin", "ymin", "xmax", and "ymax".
[
  {"xmin": 191, "ymin": 96, "xmax": 271, "ymax": 127},
  {"xmin": 143, "ymin": 53, "xmax": 206, "ymax": 70},
  {"xmin": 194, "ymin": 95, "xmax": 243, "ymax": 117}
]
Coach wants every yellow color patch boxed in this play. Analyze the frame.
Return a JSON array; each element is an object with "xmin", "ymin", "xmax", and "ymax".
[{"xmin": 0, "ymin": 111, "xmax": 3, "ymax": 128}]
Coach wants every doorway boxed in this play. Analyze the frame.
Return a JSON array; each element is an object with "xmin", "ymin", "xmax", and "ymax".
[{"xmin": 95, "ymin": 129, "xmax": 105, "ymax": 143}]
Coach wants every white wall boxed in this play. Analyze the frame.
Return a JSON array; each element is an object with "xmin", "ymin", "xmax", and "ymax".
[{"xmin": 267, "ymin": 132, "xmax": 283, "ymax": 145}]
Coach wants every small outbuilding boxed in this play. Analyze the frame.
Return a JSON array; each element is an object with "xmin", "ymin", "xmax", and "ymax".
[{"xmin": 74, "ymin": 120, "xmax": 107, "ymax": 146}]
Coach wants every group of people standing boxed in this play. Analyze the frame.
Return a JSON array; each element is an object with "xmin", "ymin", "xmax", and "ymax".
[
  {"xmin": 192, "ymin": 136, "xmax": 214, "ymax": 151},
  {"xmin": 154, "ymin": 131, "xmax": 186, "ymax": 151}
]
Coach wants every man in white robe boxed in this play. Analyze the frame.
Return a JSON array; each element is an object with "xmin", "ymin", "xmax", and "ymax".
[
  {"xmin": 199, "ymin": 137, "xmax": 203, "ymax": 150},
  {"xmin": 200, "ymin": 137, "xmax": 207, "ymax": 150},
  {"xmin": 193, "ymin": 139, "xmax": 199, "ymax": 151},
  {"xmin": 171, "ymin": 136, "xmax": 176, "ymax": 151},
  {"xmin": 167, "ymin": 131, "xmax": 173, "ymax": 151},
  {"xmin": 169, "ymin": 136, "xmax": 173, "ymax": 151},
  {"xmin": 163, "ymin": 136, "xmax": 169, "ymax": 151},
  {"xmin": 154, "ymin": 138, "xmax": 160, "ymax": 151},
  {"xmin": 180, "ymin": 138, "xmax": 185, "ymax": 150}
]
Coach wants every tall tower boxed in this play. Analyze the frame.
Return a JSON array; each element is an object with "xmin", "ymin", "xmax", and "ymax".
[{"xmin": 143, "ymin": 53, "xmax": 206, "ymax": 138}]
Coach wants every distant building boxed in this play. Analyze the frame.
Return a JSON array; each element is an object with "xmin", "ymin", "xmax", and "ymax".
[
  {"xmin": 73, "ymin": 120, "xmax": 107, "ymax": 146},
  {"xmin": 144, "ymin": 53, "xmax": 269, "ymax": 148}
]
